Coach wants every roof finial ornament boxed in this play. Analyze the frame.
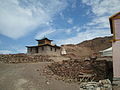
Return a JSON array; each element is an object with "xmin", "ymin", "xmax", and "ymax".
[{"xmin": 42, "ymin": 35, "xmax": 46, "ymax": 39}]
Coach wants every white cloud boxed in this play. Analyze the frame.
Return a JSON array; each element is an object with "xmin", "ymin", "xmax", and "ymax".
[
  {"xmin": 76, "ymin": 27, "xmax": 81, "ymax": 32},
  {"xmin": 73, "ymin": 26, "xmax": 81, "ymax": 32},
  {"xmin": 0, "ymin": 0, "xmax": 67, "ymax": 39},
  {"xmin": 35, "ymin": 25, "xmax": 82, "ymax": 40},
  {"xmin": 65, "ymin": 29, "xmax": 72, "ymax": 34},
  {"xmin": 35, "ymin": 29, "xmax": 56, "ymax": 39},
  {"xmin": 72, "ymin": 0, "xmax": 77, "ymax": 8},
  {"xmin": 67, "ymin": 18, "xmax": 73, "ymax": 24},
  {"xmin": 0, "ymin": 50, "xmax": 13, "ymax": 54},
  {"xmin": 58, "ymin": 29, "xmax": 111, "ymax": 45},
  {"xmin": 60, "ymin": 12, "xmax": 65, "ymax": 20},
  {"xmin": 63, "ymin": 26, "xmax": 82, "ymax": 34},
  {"xmin": 80, "ymin": 0, "xmax": 120, "ymax": 41},
  {"xmin": 81, "ymin": 0, "xmax": 120, "ymax": 23},
  {"xmin": 82, "ymin": 0, "xmax": 120, "ymax": 16}
]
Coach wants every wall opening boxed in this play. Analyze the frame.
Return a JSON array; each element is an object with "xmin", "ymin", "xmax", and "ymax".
[
  {"xmin": 30, "ymin": 48, "xmax": 32, "ymax": 52},
  {"xmin": 51, "ymin": 47, "xmax": 52, "ymax": 51},
  {"xmin": 35, "ymin": 47, "xmax": 38, "ymax": 53},
  {"xmin": 42, "ymin": 47, "xmax": 44, "ymax": 51},
  {"xmin": 55, "ymin": 48, "xmax": 56, "ymax": 52}
]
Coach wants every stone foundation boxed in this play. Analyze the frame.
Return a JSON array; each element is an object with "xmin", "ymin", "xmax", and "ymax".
[
  {"xmin": 112, "ymin": 77, "xmax": 120, "ymax": 90},
  {"xmin": 79, "ymin": 79, "xmax": 112, "ymax": 90}
]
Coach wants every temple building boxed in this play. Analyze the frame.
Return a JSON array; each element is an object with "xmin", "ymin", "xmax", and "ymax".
[{"xmin": 26, "ymin": 37, "xmax": 61, "ymax": 56}]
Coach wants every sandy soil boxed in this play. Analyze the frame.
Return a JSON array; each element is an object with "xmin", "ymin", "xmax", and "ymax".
[{"xmin": 0, "ymin": 62, "xmax": 79, "ymax": 90}]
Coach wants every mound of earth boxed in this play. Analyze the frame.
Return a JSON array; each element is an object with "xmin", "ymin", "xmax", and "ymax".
[{"xmin": 48, "ymin": 59, "xmax": 113, "ymax": 82}]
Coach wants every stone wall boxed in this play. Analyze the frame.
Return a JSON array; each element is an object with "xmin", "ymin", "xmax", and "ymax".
[
  {"xmin": 27, "ymin": 46, "xmax": 61, "ymax": 56},
  {"xmin": 27, "ymin": 47, "xmax": 37, "ymax": 54},
  {"xmin": 113, "ymin": 78, "xmax": 120, "ymax": 90},
  {"xmin": 0, "ymin": 54, "xmax": 53, "ymax": 63},
  {"xmin": 41, "ymin": 46, "xmax": 61, "ymax": 56},
  {"xmin": 79, "ymin": 79, "xmax": 112, "ymax": 90}
]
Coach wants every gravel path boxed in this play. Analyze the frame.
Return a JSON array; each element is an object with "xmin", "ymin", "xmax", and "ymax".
[{"xmin": 0, "ymin": 62, "xmax": 79, "ymax": 90}]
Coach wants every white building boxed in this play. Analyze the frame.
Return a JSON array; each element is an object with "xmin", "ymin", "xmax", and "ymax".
[
  {"xmin": 61, "ymin": 47, "xmax": 67, "ymax": 55},
  {"xmin": 99, "ymin": 47, "xmax": 112, "ymax": 56},
  {"xmin": 109, "ymin": 12, "xmax": 120, "ymax": 79}
]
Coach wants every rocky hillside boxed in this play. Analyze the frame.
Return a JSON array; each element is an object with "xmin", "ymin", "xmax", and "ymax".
[
  {"xmin": 77, "ymin": 36, "xmax": 112, "ymax": 53},
  {"xmin": 62, "ymin": 36, "xmax": 112, "ymax": 59}
]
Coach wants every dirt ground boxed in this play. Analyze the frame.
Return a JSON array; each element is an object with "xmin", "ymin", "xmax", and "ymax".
[{"xmin": 0, "ymin": 62, "xmax": 79, "ymax": 90}]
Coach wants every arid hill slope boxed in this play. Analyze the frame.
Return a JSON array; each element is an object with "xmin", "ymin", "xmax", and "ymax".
[
  {"xmin": 62, "ymin": 36, "xmax": 112, "ymax": 58},
  {"xmin": 77, "ymin": 36, "xmax": 112, "ymax": 53}
]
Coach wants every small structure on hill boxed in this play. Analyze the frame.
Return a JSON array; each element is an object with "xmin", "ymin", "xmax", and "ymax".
[
  {"xmin": 61, "ymin": 47, "xmax": 67, "ymax": 55},
  {"xmin": 26, "ymin": 37, "xmax": 61, "ymax": 56}
]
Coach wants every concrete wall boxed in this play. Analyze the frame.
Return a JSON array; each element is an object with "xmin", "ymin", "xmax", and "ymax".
[{"xmin": 113, "ymin": 41, "xmax": 120, "ymax": 77}]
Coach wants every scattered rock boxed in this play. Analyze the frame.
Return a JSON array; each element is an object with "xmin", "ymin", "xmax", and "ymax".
[
  {"xmin": 47, "ymin": 59, "xmax": 110, "ymax": 82},
  {"xmin": 79, "ymin": 79, "xmax": 112, "ymax": 90}
]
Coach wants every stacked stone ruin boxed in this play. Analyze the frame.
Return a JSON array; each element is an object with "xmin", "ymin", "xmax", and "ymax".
[
  {"xmin": 0, "ymin": 54, "xmax": 53, "ymax": 63},
  {"xmin": 79, "ymin": 79, "xmax": 112, "ymax": 90}
]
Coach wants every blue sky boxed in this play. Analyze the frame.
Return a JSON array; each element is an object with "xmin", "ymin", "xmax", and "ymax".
[{"xmin": 0, "ymin": 0, "xmax": 120, "ymax": 54}]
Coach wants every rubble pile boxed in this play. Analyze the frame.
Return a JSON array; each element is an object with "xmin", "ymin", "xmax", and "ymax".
[
  {"xmin": 79, "ymin": 79, "xmax": 112, "ymax": 90},
  {"xmin": 0, "ymin": 54, "xmax": 53, "ymax": 63},
  {"xmin": 48, "ymin": 60, "xmax": 110, "ymax": 82}
]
